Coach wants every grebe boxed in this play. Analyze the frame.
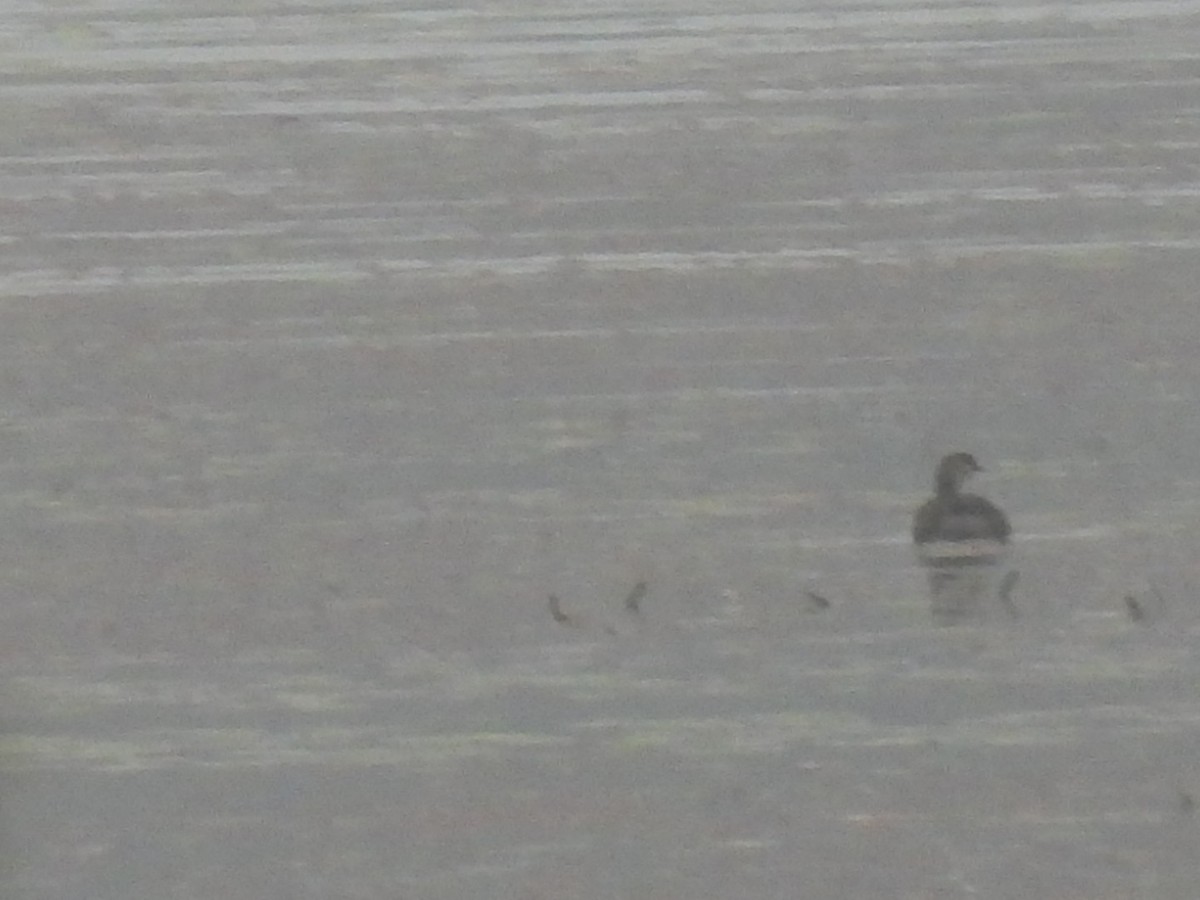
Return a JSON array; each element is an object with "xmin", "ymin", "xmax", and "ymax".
[{"xmin": 913, "ymin": 452, "xmax": 1011, "ymax": 623}]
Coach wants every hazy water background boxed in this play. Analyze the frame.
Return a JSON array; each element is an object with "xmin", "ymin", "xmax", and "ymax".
[{"xmin": 2, "ymin": 1, "xmax": 1200, "ymax": 897}]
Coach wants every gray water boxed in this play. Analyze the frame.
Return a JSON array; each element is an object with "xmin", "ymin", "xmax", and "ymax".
[{"xmin": 2, "ymin": 1, "xmax": 1200, "ymax": 897}]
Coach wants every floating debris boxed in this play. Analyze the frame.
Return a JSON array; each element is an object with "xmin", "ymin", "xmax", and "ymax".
[
  {"xmin": 548, "ymin": 593, "xmax": 575, "ymax": 626},
  {"xmin": 805, "ymin": 590, "xmax": 831, "ymax": 611},
  {"xmin": 623, "ymin": 580, "xmax": 648, "ymax": 614},
  {"xmin": 1124, "ymin": 595, "xmax": 1146, "ymax": 623}
]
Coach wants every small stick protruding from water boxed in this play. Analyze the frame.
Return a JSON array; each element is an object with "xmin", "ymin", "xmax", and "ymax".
[
  {"xmin": 1124, "ymin": 594, "xmax": 1146, "ymax": 623},
  {"xmin": 548, "ymin": 594, "xmax": 575, "ymax": 626},
  {"xmin": 998, "ymin": 570, "xmax": 1020, "ymax": 618},
  {"xmin": 623, "ymin": 581, "xmax": 647, "ymax": 614},
  {"xmin": 805, "ymin": 590, "xmax": 831, "ymax": 612}
]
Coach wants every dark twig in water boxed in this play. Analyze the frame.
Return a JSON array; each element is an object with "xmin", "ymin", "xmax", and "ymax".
[
  {"xmin": 623, "ymin": 581, "xmax": 647, "ymax": 614},
  {"xmin": 548, "ymin": 594, "xmax": 575, "ymax": 626},
  {"xmin": 1124, "ymin": 594, "xmax": 1146, "ymax": 623},
  {"xmin": 997, "ymin": 570, "xmax": 1019, "ymax": 618},
  {"xmin": 805, "ymin": 590, "xmax": 831, "ymax": 611}
]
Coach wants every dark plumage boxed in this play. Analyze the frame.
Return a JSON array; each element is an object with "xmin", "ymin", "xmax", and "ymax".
[
  {"xmin": 912, "ymin": 453, "xmax": 1010, "ymax": 546},
  {"xmin": 913, "ymin": 452, "xmax": 1011, "ymax": 623}
]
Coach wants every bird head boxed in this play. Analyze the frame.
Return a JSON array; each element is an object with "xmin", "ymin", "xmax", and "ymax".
[{"xmin": 935, "ymin": 452, "xmax": 982, "ymax": 494}]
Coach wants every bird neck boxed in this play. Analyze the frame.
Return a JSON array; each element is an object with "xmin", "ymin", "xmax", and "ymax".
[{"xmin": 935, "ymin": 476, "xmax": 962, "ymax": 497}]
